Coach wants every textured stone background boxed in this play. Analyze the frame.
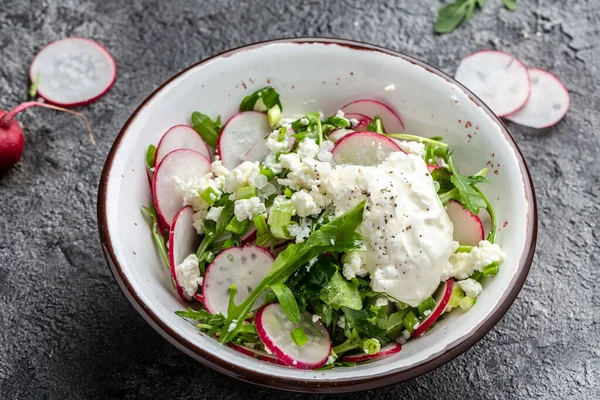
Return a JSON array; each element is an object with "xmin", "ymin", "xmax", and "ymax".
[{"xmin": 1, "ymin": 0, "xmax": 599, "ymax": 398}]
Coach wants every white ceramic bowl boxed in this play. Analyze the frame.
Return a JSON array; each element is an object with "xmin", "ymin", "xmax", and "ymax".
[{"xmin": 98, "ymin": 38, "xmax": 537, "ymax": 392}]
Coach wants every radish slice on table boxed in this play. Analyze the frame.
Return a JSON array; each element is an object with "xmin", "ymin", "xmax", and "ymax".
[
  {"xmin": 30, "ymin": 37, "xmax": 117, "ymax": 107},
  {"xmin": 341, "ymin": 100, "xmax": 404, "ymax": 133},
  {"xmin": 217, "ymin": 111, "xmax": 271, "ymax": 169},
  {"xmin": 505, "ymin": 68, "xmax": 570, "ymax": 128},
  {"xmin": 332, "ymin": 131, "xmax": 402, "ymax": 166},
  {"xmin": 344, "ymin": 112, "xmax": 372, "ymax": 132},
  {"xmin": 168, "ymin": 206, "xmax": 201, "ymax": 301},
  {"xmin": 202, "ymin": 246, "xmax": 274, "ymax": 316},
  {"xmin": 256, "ymin": 303, "xmax": 331, "ymax": 369},
  {"xmin": 340, "ymin": 342, "xmax": 402, "ymax": 362},
  {"xmin": 153, "ymin": 149, "xmax": 211, "ymax": 228},
  {"xmin": 229, "ymin": 343, "xmax": 285, "ymax": 365},
  {"xmin": 328, "ymin": 128, "xmax": 354, "ymax": 143},
  {"xmin": 454, "ymin": 50, "xmax": 531, "ymax": 117},
  {"xmin": 446, "ymin": 200, "xmax": 484, "ymax": 246},
  {"xmin": 412, "ymin": 279, "xmax": 454, "ymax": 337},
  {"xmin": 155, "ymin": 125, "xmax": 212, "ymax": 166}
]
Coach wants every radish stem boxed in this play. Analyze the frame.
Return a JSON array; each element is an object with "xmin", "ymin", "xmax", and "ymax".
[{"xmin": 0, "ymin": 101, "xmax": 95, "ymax": 146}]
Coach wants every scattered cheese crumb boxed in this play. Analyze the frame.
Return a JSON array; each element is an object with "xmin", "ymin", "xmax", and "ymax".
[
  {"xmin": 312, "ymin": 314, "xmax": 321, "ymax": 323},
  {"xmin": 384, "ymin": 84, "xmax": 396, "ymax": 92}
]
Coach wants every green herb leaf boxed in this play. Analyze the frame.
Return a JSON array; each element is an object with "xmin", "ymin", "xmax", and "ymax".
[
  {"xmin": 436, "ymin": 0, "xmax": 470, "ymax": 34},
  {"xmin": 367, "ymin": 115, "xmax": 385, "ymax": 134},
  {"xmin": 141, "ymin": 206, "xmax": 169, "ymax": 268},
  {"xmin": 239, "ymin": 86, "xmax": 282, "ymax": 112},
  {"xmin": 270, "ymin": 283, "xmax": 301, "ymax": 324},
  {"xmin": 196, "ymin": 200, "xmax": 234, "ymax": 259},
  {"xmin": 447, "ymin": 156, "xmax": 487, "ymax": 214},
  {"xmin": 146, "ymin": 145, "xmax": 157, "ymax": 170},
  {"xmin": 29, "ymin": 74, "xmax": 40, "ymax": 99},
  {"xmin": 503, "ymin": 0, "xmax": 517, "ymax": 11},
  {"xmin": 319, "ymin": 271, "xmax": 362, "ymax": 310},
  {"xmin": 317, "ymin": 361, "xmax": 356, "ymax": 370},
  {"xmin": 341, "ymin": 307, "xmax": 388, "ymax": 344},
  {"xmin": 191, "ymin": 112, "xmax": 222, "ymax": 147}
]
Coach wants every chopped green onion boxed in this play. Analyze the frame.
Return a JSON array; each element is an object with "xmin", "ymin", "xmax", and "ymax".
[
  {"xmin": 226, "ymin": 217, "xmax": 250, "ymax": 235},
  {"xmin": 402, "ymin": 310, "xmax": 420, "ymax": 333},
  {"xmin": 268, "ymin": 201, "xmax": 295, "ymax": 239},
  {"xmin": 290, "ymin": 327, "xmax": 310, "ymax": 346},
  {"xmin": 459, "ymin": 296, "xmax": 476, "ymax": 310},
  {"xmin": 201, "ymin": 187, "xmax": 220, "ymax": 206},
  {"xmin": 222, "ymin": 238, "xmax": 236, "ymax": 249},
  {"xmin": 457, "ymin": 245, "xmax": 473, "ymax": 253},
  {"xmin": 446, "ymin": 286, "xmax": 465, "ymax": 310},
  {"xmin": 268, "ymin": 105, "xmax": 282, "ymax": 127},
  {"xmin": 236, "ymin": 186, "xmax": 257, "ymax": 200},
  {"xmin": 260, "ymin": 167, "xmax": 275, "ymax": 180},
  {"xmin": 253, "ymin": 215, "xmax": 269, "ymax": 235},
  {"xmin": 278, "ymin": 126, "xmax": 287, "ymax": 141},
  {"xmin": 362, "ymin": 338, "xmax": 381, "ymax": 355},
  {"xmin": 417, "ymin": 297, "xmax": 435, "ymax": 316},
  {"xmin": 283, "ymin": 187, "xmax": 293, "ymax": 198},
  {"xmin": 482, "ymin": 261, "xmax": 499, "ymax": 277}
]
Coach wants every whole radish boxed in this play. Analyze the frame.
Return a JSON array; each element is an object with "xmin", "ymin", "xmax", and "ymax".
[{"xmin": 0, "ymin": 102, "xmax": 93, "ymax": 171}]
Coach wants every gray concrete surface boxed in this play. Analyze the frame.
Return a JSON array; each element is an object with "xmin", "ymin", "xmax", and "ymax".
[{"xmin": 1, "ymin": 0, "xmax": 599, "ymax": 398}]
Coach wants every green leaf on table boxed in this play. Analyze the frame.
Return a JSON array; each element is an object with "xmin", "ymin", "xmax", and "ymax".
[
  {"xmin": 503, "ymin": 0, "xmax": 517, "ymax": 11},
  {"xmin": 319, "ymin": 271, "xmax": 362, "ymax": 310},
  {"xmin": 29, "ymin": 74, "xmax": 40, "ymax": 99},
  {"xmin": 191, "ymin": 112, "xmax": 222, "ymax": 147}
]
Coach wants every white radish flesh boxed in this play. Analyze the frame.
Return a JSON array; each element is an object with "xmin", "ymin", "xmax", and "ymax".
[
  {"xmin": 344, "ymin": 112, "xmax": 372, "ymax": 132},
  {"xmin": 217, "ymin": 111, "xmax": 271, "ymax": 169},
  {"xmin": 505, "ymin": 68, "xmax": 570, "ymax": 128},
  {"xmin": 228, "ymin": 343, "xmax": 285, "ymax": 365},
  {"xmin": 332, "ymin": 131, "xmax": 402, "ymax": 166},
  {"xmin": 153, "ymin": 149, "xmax": 211, "ymax": 228},
  {"xmin": 168, "ymin": 206, "xmax": 201, "ymax": 301},
  {"xmin": 340, "ymin": 342, "xmax": 402, "ymax": 362},
  {"xmin": 30, "ymin": 37, "xmax": 117, "ymax": 107},
  {"xmin": 256, "ymin": 303, "xmax": 331, "ymax": 369},
  {"xmin": 341, "ymin": 100, "xmax": 404, "ymax": 133},
  {"xmin": 202, "ymin": 246, "xmax": 274, "ymax": 317},
  {"xmin": 155, "ymin": 125, "xmax": 212, "ymax": 166},
  {"xmin": 328, "ymin": 128, "xmax": 354, "ymax": 143},
  {"xmin": 412, "ymin": 279, "xmax": 454, "ymax": 337},
  {"xmin": 446, "ymin": 200, "xmax": 484, "ymax": 246},
  {"xmin": 455, "ymin": 50, "xmax": 531, "ymax": 117}
]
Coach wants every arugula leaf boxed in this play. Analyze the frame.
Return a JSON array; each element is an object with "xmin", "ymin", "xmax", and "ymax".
[
  {"xmin": 219, "ymin": 201, "xmax": 366, "ymax": 343},
  {"xmin": 141, "ymin": 206, "xmax": 169, "ymax": 268},
  {"xmin": 191, "ymin": 112, "xmax": 222, "ymax": 147},
  {"xmin": 319, "ymin": 271, "xmax": 362, "ymax": 310},
  {"xmin": 29, "ymin": 74, "xmax": 40, "ymax": 99},
  {"xmin": 503, "ymin": 0, "xmax": 517, "ymax": 11},
  {"xmin": 146, "ymin": 144, "xmax": 157, "ymax": 170},
  {"xmin": 270, "ymin": 283, "xmax": 301, "ymax": 324},
  {"xmin": 447, "ymin": 156, "xmax": 487, "ymax": 214},
  {"xmin": 239, "ymin": 86, "xmax": 282, "ymax": 112},
  {"xmin": 196, "ymin": 200, "xmax": 235, "ymax": 261},
  {"xmin": 317, "ymin": 361, "xmax": 357, "ymax": 370},
  {"xmin": 175, "ymin": 308, "xmax": 213, "ymax": 320},
  {"xmin": 436, "ymin": 0, "xmax": 484, "ymax": 34},
  {"xmin": 341, "ymin": 307, "xmax": 388, "ymax": 344}
]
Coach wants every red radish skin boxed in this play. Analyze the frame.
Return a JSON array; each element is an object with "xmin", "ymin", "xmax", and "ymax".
[
  {"xmin": 228, "ymin": 343, "xmax": 286, "ymax": 365},
  {"xmin": 0, "ymin": 102, "xmax": 94, "ymax": 171},
  {"xmin": 344, "ymin": 112, "xmax": 372, "ymax": 132},
  {"xmin": 427, "ymin": 164, "xmax": 439, "ymax": 173},
  {"xmin": 152, "ymin": 149, "xmax": 211, "ymax": 228},
  {"xmin": 256, "ymin": 303, "xmax": 331, "ymax": 369},
  {"xmin": 217, "ymin": 111, "xmax": 271, "ymax": 169},
  {"xmin": 455, "ymin": 50, "xmax": 531, "ymax": 118},
  {"xmin": 446, "ymin": 200, "xmax": 484, "ymax": 246},
  {"xmin": 505, "ymin": 68, "xmax": 570, "ymax": 129},
  {"xmin": 341, "ymin": 99, "xmax": 405, "ymax": 133},
  {"xmin": 193, "ymin": 293, "xmax": 205, "ymax": 304},
  {"xmin": 30, "ymin": 37, "xmax": 117, "ymax": 107},
  {"xmin": 155, "ymin": 124, "xmax": 212, "ymax": 167},
  {"xmin": 412, "ymin": 279, "xmax": 454, "ymax": 337},
  {"xmin": 340, "ymin": 342, "xmax": 402, "ymax": 362},
  {"xmin": 168, "ymin": 206, "xmax": 201, "ymax": 301},
  {"xmin": 202, "ymin": 246, "xmax": 274, "ymax": 316},
  {"xmin": 332, "ymin": 131, "xmax": 403, "ymax": 166}
]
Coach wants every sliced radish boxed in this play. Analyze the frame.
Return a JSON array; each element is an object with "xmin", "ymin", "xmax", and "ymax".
[
  {"xmin": 340, "ymin": 342, "xmax": 402, "ymax": 362},
  {"xmin": 344, "ymin": 112, "xmax": 372, "ymax": 132},
  {"xmin": 427, "ymin": 164, "xmax": 439, "ymax": 173},
  {"xmin": 446, "ymin": 200, "xmax": 484, "ymax": 246},
  {"xmin": 332, "ymin": 131, "xmax": 402, "ymax": 166},
  {"xmin": 505, "ymin": 68, "xmax": 570, "ymax": 128},
  {"xmin": 241, "ymin": 222, "xmax": 257, "ymax": 244},
  {"xmin": 202, "ymin": 246, "xmax": 274, "ymax": 316},
  {"xmin": 193, "ymin": 293, "xmax": 205, "ymax": 304},
  {"xmin": 217, "ymin": 111, "xmax": 271, "ymax": 169},
  {"xmin": 454, "ymin": 50, "xmax": 531, "ymax": 117},
  {"xmin": 153, "ymin": 149, "xmax": 211, "ymax": 228},
  {"xmin": 328, "ymin": 128, "xmax": 354, "ymax": 143},
  {"xmin": 228, "ymin": 343, "xmax": 285, "ymax": 365},
  {"xmin": 412, "ymin": 279, "xmax": 454, "ymax": 337},
  {"xmin": 168, "ymin": 206, "xmax": 201, "ymax": 301},
  {"xmin": 341, "ymin": 100, "xmax": 404, "ymax": 133},
  {"xmin": 30, "ymin": 37, "xmax": 117, "ymax": 107},
  {"xmin": 256, "ymin": 303, "xmax": 331, "ymax": 369},
  {"xmin": 155, "ymin": 125, "xmax": 212, "ymax": 167}
]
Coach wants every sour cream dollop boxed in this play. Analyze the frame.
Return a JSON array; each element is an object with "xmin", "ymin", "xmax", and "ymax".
[{"xmin": 329, "ymin": 152, "xmax": 454, "ymax": 307}]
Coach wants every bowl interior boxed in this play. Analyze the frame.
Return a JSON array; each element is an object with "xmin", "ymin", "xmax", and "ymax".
[{"xmin": 100, "ymin": 40, "xmax": 534, "ymax": 390}]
